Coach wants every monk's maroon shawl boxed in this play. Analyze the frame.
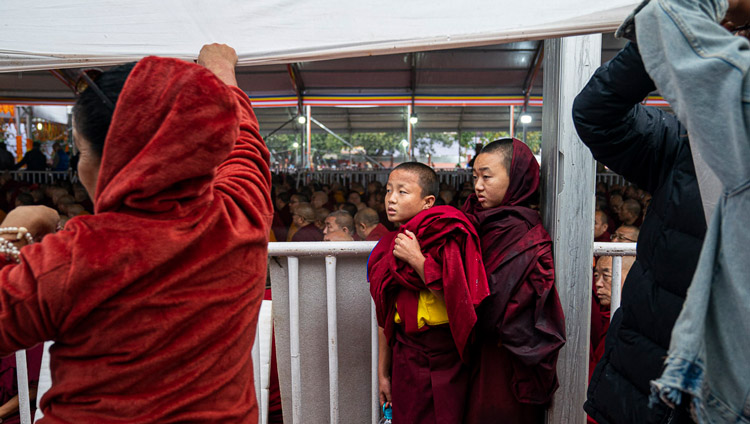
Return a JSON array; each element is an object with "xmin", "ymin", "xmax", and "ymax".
[
  {"xmin": 368, "ymin": 205, "xmax": 489, "ymax": 361},
  {"xmin": 462, "ymin": 138, "xmax": 565, "ymax": 404}
]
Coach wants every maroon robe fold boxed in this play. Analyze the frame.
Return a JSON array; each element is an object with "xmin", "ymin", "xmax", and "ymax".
[
  {"xmin": 462, "ymin": 138, "xmax": 566, "ymax": 423},
  {"xmin": 365, "ymin": 223, "xmax": 390, "ymax": 241},
  {"xmin": 368, "ymin": 205, "xmax": 489, "ymax": 361},
  {"xmin": 290, "ymin": 223, "xmax": 323, "ymax": 242},
  {"xmin": 368, "ymin": 206, "xmax": 489, "ymax": 424}
]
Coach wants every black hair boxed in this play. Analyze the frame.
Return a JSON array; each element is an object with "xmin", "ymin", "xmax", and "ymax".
[
  {"xmin": 72, "ymin": 62, "xmax": 137, "ymax": 157},
  {"xmin": 392, "ymin": 162, "xmax": 439, "ymax": 198},
  {"xmin": 338, "ymin": 202, "xmax": 358, "ymax": 217},
  {"xmin": 292, "ymin": 193, "xmax": 310, "ymax": 203},
  {"xmin": 277, "ymin": 191, "xmax": 291, "ymax": 204},
  {"xmin": 478, "ymin": 138, "xmax": 513, "ymax": 172},
  {"xmin": 16, "ymin": 192, "xmax": 34, "ymax": 206}
]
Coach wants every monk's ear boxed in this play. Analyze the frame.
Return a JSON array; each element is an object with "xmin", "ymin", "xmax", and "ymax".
[{"xmin": 422, "ymin": 195, "xmax": 436, "ymax": 210}]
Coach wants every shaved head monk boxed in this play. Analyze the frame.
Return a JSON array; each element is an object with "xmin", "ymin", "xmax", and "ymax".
[
  {"xmin": 290, "ymin": 203, "xmax": 323, "ymax": 242},
  {"xmin": 354, "ymin": 207, "xmax": 390, "ymax": 241},
  {"xmin": 323, "ymin": 210, "xmax": 355, "ymax": 239},
  {"xmin": 462, "ymin": 138, "xmax": 566, "ymax": 423},
  {"xmin": 368, "ymin": 162, "xmax": 489, "ymax": 424}
]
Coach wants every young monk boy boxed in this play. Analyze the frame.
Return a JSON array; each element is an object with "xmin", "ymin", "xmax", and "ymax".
[
  {"xmin": 461, "ymin": 138, "xmax": 566, "ymax": 423},
  {"xmin": 368, "ymin": 162, "xmax": 489, "ymax": 424}
]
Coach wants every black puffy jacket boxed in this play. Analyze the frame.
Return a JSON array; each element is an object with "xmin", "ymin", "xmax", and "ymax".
[{"xmin": 572, "ymin": 43, "xmax": 706, "ymax": 424}]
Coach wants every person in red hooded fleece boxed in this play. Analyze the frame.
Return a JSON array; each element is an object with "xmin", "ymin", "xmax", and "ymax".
[
  {"xmin": 461, "ymin": 138, "xmax": 566, "ymax": 423},
  {"xmin": 368, "ymin": 162, "xmax": 489, "ymax": 424},
  {"xmin": 0, "ymin": 44, "xmax": 272, "ymax": 423}
]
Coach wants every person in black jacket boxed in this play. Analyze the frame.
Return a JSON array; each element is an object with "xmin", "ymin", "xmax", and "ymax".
[
  {"xmin": 14, "ymin": 142, "xmax": 47, "ymax": 171},
  {"xmin": 572, "ymin": 43, "xmax": 706, "ymax": 424}
]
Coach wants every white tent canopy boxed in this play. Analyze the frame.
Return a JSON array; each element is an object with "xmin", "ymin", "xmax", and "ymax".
[{"xmin": 1, "ymin": 0, "xmax": 637, "ymax": 72}]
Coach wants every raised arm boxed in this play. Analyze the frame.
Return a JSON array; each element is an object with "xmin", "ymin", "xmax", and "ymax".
[
  {"xmin": 199, "ymin": 44, "xmax": 273, "ymax": 228},
  {"xmin": 572, "ymin": 43, "xmax": 686, "ymax": 193},
  {"xmin": 636, "ymin": 0, "xmax": 750, "ymax": 189}
]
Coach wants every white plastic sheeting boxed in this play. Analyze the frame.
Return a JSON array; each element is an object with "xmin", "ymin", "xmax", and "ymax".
[{"xmin": 0, "ymin": 0, "xmax": 638, "ymax": 72}]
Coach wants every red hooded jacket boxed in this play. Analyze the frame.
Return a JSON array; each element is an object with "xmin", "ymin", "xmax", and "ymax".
[{"xmin": 0, "ymin": 57, "xmax": 272, "ymax": 423}]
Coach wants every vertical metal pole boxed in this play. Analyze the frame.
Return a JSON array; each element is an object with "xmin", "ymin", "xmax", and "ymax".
[
  {"xmin": 306, "ymin": 106, "xmax": 312, "ymax": 170},
  {"xmin": 325, "ymin": 256, "xmax": 340, "ymax": 424},
  {"xmin": 509, "ymin": 105, "xmax": 515, "ymax": 137},
  {"xmin": 14, "ymin": 107, "xmax": 22, "ymax": 161},
  {"xmin": 371, "ymin": 300, "xmax": 379, "ymax": 424},
  {"xmin": 253, "ymin": 326, "xmax": 263, "ymax": 424},
  {"xmin": 611, "ymin": 255, "xmax": 622, "ymax": 320},
  {"xmin": 407, "ymin": 105, "xmax": 413, "ymax": 160},
  {"xmin": 541, "ymin": 34, "xmax": 601, "ymax": 424},
  {"xmin": 288, "ymin": 256, "xmax": 302, "ymax": 423},
  {"xmin": 16, "ymin": 350, "xmax": 31, "ymax": 424}
]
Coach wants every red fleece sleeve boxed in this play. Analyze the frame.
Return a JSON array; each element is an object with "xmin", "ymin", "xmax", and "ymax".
[
  {"xmin": 215, "ymin": 86, "xmax": 273, "ymax": 229},
  {"xmin": 0, "ymin": 239, "xmax": 71, "ymax": 356}
]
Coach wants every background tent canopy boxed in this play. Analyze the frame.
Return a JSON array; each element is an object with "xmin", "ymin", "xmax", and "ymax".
[{"xmin": 0, "ymin": 0, "xmax": 638, "ymax": 72}]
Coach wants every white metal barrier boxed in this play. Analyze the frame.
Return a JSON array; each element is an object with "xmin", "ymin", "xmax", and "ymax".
[
  {"xmin": 594, "ymin": 242, "xmax": 637, "ymax": 319},
  {"xmin": 13, "ymin": 240, "xmax": 635, "ymax": 423},
  {"xmin": 595, "ymin": 171, "xmax": 626, "ymax": 188},
  {"xmin": 6, "ymin": 170, "xmax": 75, "ymax": 184},
  {"xmin": 288, "ymin": 169, "xmax": 473, "ymax": 189},
  {"xmin": 282, "ymin": 169, "xmax": 624, "ymax": 191}
]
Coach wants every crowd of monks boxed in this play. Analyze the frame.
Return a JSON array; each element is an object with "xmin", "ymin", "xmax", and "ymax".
[{"xmin": 266, "ymin": 144, "xmax": 649, "ymax": 423}]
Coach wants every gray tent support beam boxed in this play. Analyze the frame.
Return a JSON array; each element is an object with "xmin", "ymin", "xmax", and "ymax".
[
  {"xmin": 309, "ymin": 116, "xmax": 384, "ymax": 169},
  {"xmin": 542, "ymin": 35, "xmax": 600, "ymax": 424}
]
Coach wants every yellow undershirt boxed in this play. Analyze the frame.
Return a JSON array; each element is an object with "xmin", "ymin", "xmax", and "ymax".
[{"xmin": 394, "ymin": 289, "xmax": 449, "ymax": 328}]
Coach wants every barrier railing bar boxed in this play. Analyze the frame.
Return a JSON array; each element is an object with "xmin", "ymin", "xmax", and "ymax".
[
  {"xmin": 16, "ymin": 350, "xmax": 31, "ymax": 424},
  {"xmin": 610, "ymin": 255, "xmax": 622, "ymax": 322},
  {"xmin": 268, "ymin": 241, "xmax": 377, "ymax": 257},
  {"xmin": 325, "ymin": 256, "xmax": 340, "ymax": 424},
  {"xmin": 287, "ymin": 256, "xmax": 302, "ymax": 423},
  {"xmin": 592, "ymin": 242, "xmax": 636, "ymax": 256},
  {"xmin": 252, "ymin": 326, "xmax": 263, "ymax": 424},
  {"xmin": 371, "ymin": 300, "xmax": 379, "ymax": 424}
]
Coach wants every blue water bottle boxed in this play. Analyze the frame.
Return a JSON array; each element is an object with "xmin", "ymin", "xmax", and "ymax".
[{"xmin": 379, "ymin": 403, "xmax": 393, "ymax": 424}]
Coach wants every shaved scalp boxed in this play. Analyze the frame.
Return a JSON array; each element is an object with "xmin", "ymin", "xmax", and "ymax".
[
  {"xmin": 392, "ymin": 162, "xmax": 439, "ymax": 198},
  {"xmin": 478, "ymin": 138, "xmax": 513, "ymax": 172},
  {"xmin": 354, "ymin": 207, "xmax": 380, "ymax": 227},
  {"xmin": 623, "ymin": 199, "xmax": 642, "ymax": 216},
  {"xmin": 328, "ymin": 210, "xmax": 355, "ymax": 233}
]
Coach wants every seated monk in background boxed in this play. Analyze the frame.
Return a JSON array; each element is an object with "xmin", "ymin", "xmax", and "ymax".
[
  {"xmin": 323, "ymin": 210, "xmax": 356, "ymax": 240},
  {"xmin": 368, "ymin": 162, "xmax": 489, "ymax": 424},
  {"xmin": 461, "ymin": 138, "xmax": 566, "ymax": 423},
  {"xmin": 354, "ymin": 207, "xmax": 390, "ymax": 241},
  {"xmin": 290, "ymin": 203, "xmax": 323, "ymax": 242},
  {"xmin": 323, "ymin": 230, "xmax": 353, "ymax": 242}
]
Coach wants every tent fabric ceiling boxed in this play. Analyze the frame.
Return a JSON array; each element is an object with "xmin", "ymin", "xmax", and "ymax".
[
  {"xmin": 0, "ymin": 1, "xmax": 638, "ymax": 71},
  {"xmin": 0, "ymin": 35, "xmax": 629, "ymax": 135}
]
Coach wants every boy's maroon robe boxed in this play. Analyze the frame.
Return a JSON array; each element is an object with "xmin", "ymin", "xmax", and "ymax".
[
  {"xmin": 462, "ymin": 139, "xmax": 566, "ymax": 423},
  {"xmin": 365, "ymin": 223, "xmax": 390, "ymax": 241},
  {"xmin": 368, "ymin": 206, "xmax": 489, "ymax": 423}
]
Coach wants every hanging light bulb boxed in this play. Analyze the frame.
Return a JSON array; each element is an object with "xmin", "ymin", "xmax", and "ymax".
[
  {"xmin": 36, "ymin": 122, "xmax": 43, "ymax": 131},
  {"xmin": 409, "ymin": 113, "xmax": 419, "ymax": 125},
  {"xmin": 520, "ymin": 114, "xmax": 533, "ymax": 124},
  {"xmin": 297, "ymin": 115, "xmax": 307, "ymax": 125}
]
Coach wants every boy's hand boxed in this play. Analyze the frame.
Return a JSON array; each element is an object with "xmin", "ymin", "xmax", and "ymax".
[
  {"xmin": 393, "ymin": 230, "xmax": 424, "ymax": 268},
  {"xmin": 379, "ymin": 375, "xmax": 392, "ymax": 408}
]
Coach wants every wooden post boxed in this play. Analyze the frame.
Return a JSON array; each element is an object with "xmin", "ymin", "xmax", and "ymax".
[{"xmin": 541, "ymin": 35, "xmax": 600, "ymax": 424}]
